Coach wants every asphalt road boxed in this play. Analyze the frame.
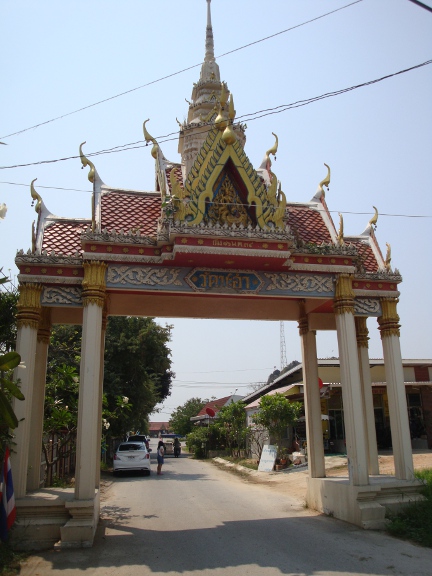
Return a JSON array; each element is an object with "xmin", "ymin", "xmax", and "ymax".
[{"xmin": 18, "ymin": 439, "xmax": 432, "ymax": 576}]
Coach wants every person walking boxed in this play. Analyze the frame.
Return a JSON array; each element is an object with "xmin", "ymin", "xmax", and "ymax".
[{"xmin": 156, "ymin": 440, "xmax": 165, "ymax": 475}]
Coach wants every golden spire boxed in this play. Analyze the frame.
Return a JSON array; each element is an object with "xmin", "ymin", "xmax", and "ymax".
[
  {"xmin": 318, "ymin": 163, "xmax": 331, "ymax": 197},
  {"xmin": 369, "ymin": 206, "xmax": 378, "ymax": 228},
  {"xmin": 215, "ymin": 83, "xmax": 228, "ymax": 130},
  {"xmin": 143, "ymin": 119, "xmax": 159, "ymax": 159},
  {"xmin": 30, "ymin": 178, "xmax": 42, "ymax": 213},
  {"xmin": 79, "ymin": 142, "xmax": 95, "ymax": 183}
]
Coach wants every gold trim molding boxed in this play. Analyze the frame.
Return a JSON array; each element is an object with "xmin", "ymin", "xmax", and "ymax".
[
  {"xmin": 355, "ymin": 316, "xmax": 369, "ymax": 348},
  {"xmin": 378, "ymin": 297, "xmax": 401, "ymax": 338},
  {"xmin": 17, "ymin": 283, "xmax": 43, "ymax": 329},
  {"xmin": 334, "ymin": 274, "xmax": 355, "ymax": 315},
  {"xmin": 82, "ymin": 261, "xmax": 107, "ymax": 308}
]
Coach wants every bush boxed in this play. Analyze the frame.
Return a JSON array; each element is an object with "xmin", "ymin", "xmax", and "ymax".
[
  {"xmin": 186, "ymin": 426, "xmax": 222, "ymax": 458},
  {"xmin": 386, "ymin": 468, "xmax": 432, "ymax": 547}
]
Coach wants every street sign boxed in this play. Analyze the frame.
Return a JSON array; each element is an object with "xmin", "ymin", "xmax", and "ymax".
[{"xmin": 258, "ymin": 445, "xmax": 278, "ymax": 472}]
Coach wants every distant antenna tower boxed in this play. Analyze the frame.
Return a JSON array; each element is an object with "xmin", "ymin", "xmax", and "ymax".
[{"xmin": 280, "ymin": 321, "xmax": 287, "ymax": 370}]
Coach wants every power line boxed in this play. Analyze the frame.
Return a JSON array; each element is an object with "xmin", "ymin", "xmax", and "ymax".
[
  {"xmin": 0, "ymin": 0, "xmax": 364, "ymax": 141},
  {"xmin": 1, "ymin": 57, "xmax": 430, "ymax": 172},
  {"xmin": 1, "ymin": 180, "xmax": 430, "ymax": 219}
]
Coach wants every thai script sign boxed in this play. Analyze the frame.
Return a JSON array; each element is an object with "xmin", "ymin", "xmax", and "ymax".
[{"xmin": 186, "ymin": 269, "xmax": 262, "ymax": 293}]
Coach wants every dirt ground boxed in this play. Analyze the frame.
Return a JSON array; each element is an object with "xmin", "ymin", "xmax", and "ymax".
[{"xmin": 213, "ymin": 450, "xmax": 432, "ymax": 503}]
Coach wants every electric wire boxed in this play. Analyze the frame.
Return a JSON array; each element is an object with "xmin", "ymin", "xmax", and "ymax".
[
  {"xmin": 1, "ymin": 180, "xmax": 430, "ymax": 219},
  {"xmin": 1, "ymin": 57, "xmax": 430, "ymax": 172},
  {"xmin": 0, "ymin": 0, "xmax": 364, "ymax": 141}
]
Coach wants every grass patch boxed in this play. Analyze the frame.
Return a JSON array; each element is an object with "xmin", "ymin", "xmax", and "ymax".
[
  {"xmin": 222, "ymin": 457, "xmax": 259, "ymax": 470},
  {"xmin": 386, "ymin": 468, "xmax": 432, "ymax": 547},
  {"xmin": 0, "ymin": 543, "xmax": 28, "ymax": 576}
]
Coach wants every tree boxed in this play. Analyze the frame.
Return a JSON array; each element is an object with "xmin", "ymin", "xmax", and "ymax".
[
  {"xmin": 215, "ymin": 401, "xmax": 248, "ymax": 457},
  {"xmin": 0, "ymin": 287, "xmax": 18, "ymax": 354},
  {"xmin": 103, "ymin": 317, "xmax": 174, "ymax": 437},
  {"xmin": 169, "ymin": 397, "xmax": 206, "ymax": 436},
  {"xmin": 252, "ymin": 393, "xmax": 302, "ymax": 458}
]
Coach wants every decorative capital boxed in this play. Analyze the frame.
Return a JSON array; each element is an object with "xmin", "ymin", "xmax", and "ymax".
[
  {"xmin": 355, "ymin": 316, "xmax": 369, "ymax": 348},
  {"xmin": 17, "ymin": 283, "xmax": 43, "ymax": 329},
  {"xmin": 378, "ymin": 297, "xmax": 400, "ymax": 338},
  {"xmin": 82, "ymin": 261, "xmax": 107, "ymax": 307},
  {"xmin": 334, "ymin": 274, "xmax": 355, "ymax": 315}
]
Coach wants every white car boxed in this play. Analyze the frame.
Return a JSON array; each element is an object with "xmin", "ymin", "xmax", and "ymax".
[{"xmin": 113, "ymin": 442, "xmax": 151, "ymax": 476}]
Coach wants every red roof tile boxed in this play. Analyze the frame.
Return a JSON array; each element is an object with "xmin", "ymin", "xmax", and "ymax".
[
  {"xmin": 101, "ymin": 191, "xmax": 161, "ymax": 237},
  {"xmin": 196, "ymin": 396, "xmax": 233, "ymax": 417},
  {"xmin": 42, "ymin": 221, "xmax": 88, "ymax": 255},
  {"xmin": 287, "ymin": 206, "xmax": 333, "ymax": 244},
  {"xmin": 350, "ymin": 239, "xmax": 379, "ymax": 272}
]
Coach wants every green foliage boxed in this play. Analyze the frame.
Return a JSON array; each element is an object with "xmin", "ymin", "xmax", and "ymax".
[
  {"xmin": 47, "ymin": 325, "xmax": 81, "ymax": 379},
  {"xmin": 0, "ymin": 351, "xmax": 23, "ymax": 433},
  {"xmin": 252, "ymin": 393, "xmax": 302, "ymax": 457},
  {"xmin": 186, "ymin": 426, "xmax": 218, "ymax": 458},
  {"xmin": 214, "ymin": 401, "xmax": 248, "ymax": 457},
  {"xmin": 0, "ymin": 288, "xmax": 18, "ymax": 354},
  {"xmin": 0, "ymin": 541, "xmax": 27, "ymax": 576},
  {"xmin": 387, "ymin": 468, "xmax": 432, "ymax": 547},
  {"xmin": 103, "ymin": 317, "xmax": 174, "ymax": 436},
  {"xmin": 169, "ymin": 397, "xmax": 207, "ymax": 436}
]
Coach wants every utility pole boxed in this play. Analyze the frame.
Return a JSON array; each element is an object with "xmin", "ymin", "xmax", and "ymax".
[{"xmin": 280, "ymin": 321, "xmax": 287, "ymax": 370}]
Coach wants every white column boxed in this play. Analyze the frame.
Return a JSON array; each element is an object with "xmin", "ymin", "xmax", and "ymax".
[
  {"xmin": 355, "ymin": 317, "xmax": 379, "ymax": 476},
  {"xmin": 27, "ymin": 308, "xmax": 51, "ymax": 491},
  {"xmin": 10, "ymin": 284, "xmax": 42, "ymax": 498},
  {"xmin": 298, "ymin": 306, "xmax": 325, "ymax": 478},
  {"xmin": 95, "ymin": 314, "xmax": 107, "ymax": 488},
  {"xmin": 378, "ymin": 298, "xmax": 414, "ymax": 480},
  {"xmin": 75, "ymin": 262, "xmax": 107, "ymax": 500},
  {"xmin": 335, "ymin": 275, "xmax": 369, "ymax": 486}
]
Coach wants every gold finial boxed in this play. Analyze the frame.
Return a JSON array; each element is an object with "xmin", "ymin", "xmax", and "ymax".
[
  {"xmin": 222, "ymin": 94, "xmax": 237, "ymax": 144},
  {"xmin": 385, "ymin": 242, "xmax": 391, "ymax": 271},
  {"xmin": 79, "ymin": 142, "xmax": 95, "ymax": 183},
  {"xmin": 266, "ymin": 133, "xmax": 278, "ymax": 161},
  {"xmin": 30, "ymin": 178, "xmax": 42, "ymax": 213},
  {"xmin": 228, "ymin": 93, "xmax": 236, "ymax": 122},
  {"xmin": 176, "ymin": 117, "xmax": 182, "ymax": 128},
  {"xmin": 337, "ymin": 213, "xmax": 344, "ymax": 246},
  {"xmin": 369, "ymin": 206, "xmax": 378, "ymax": 228},
  {"xmin": 143, "ymin": 119, "xmax": 159, "ymax": 159},
  {"xmin": 215, "ymin": 84, "xmax": 228, "ymax": 131},
  {"xmin": 318, "ymin": 163, "xmax": 331, "ymax": 197}
]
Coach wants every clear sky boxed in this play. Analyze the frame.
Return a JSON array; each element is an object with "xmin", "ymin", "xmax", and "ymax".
[{"xmin": 1, "ymin": 1, "xmax": 431, "ymax": 420}]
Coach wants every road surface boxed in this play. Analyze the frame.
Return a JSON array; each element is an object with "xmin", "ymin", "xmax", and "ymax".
[{"xmin": 18, "ymin": 440, "xmax": 432, "ymax": 575}]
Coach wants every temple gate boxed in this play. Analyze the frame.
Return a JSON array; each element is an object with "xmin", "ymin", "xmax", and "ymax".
[{"xmin": 11, "ymin": 0, "xmax": 419, "ymax": 549}]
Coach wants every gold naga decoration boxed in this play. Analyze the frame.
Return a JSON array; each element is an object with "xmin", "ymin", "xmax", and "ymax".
[
  {"xmin": 31, "ymin": 221, "xmax": 36, "ymax": 254},
  {"xmin": 79, "ymin": 142, "xmax": 95, "ymax": 183},
  {"xmin": 170, "ymin": 168, "xmax": 193, "ymax": 222},
  {"xmin": 385, "ymin": 242, "xmax": 392, "ymax": 271},
  {"xmin": 259, "ymin": 133, "xmax": 286, "ymax": 229},
  {"xmin": 30, "ymin": 178, "xmax": 42, "ymax": 213},
  {"xmin": 143, "ymin": 119, "xmax": 159, "ymax": 159},
  {"xmin": 369, "ymin": 206, "xmax": 378, "ymax": 229},
  {"xmin": 318, "ymin": 163, "xmax": 331, "ymax": 197},
  {"xmin": 337, "ymin": 213, "xmax": 344, "ymax": 246}
]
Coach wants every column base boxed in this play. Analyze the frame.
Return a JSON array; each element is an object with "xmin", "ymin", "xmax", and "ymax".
[
  {"xmin": 307, "ymin": 476, "xmax": 424, "ymax": 529},
  {"xmin": 10, "ymin": 489, "xmax": 100, "ymax": 550}
]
